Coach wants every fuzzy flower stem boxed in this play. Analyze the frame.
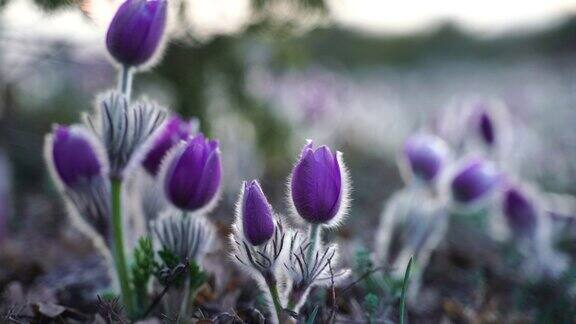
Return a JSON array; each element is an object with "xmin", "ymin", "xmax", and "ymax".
[
  {"xmin": 118, "ymin": 65, "xmax": 133, "ymax": 101},
  {"xmin": 179, "ymin": 276, "xmax": 191, "ymax": 322},
  {"xmin": 263, "ymin": 273, "xmax": 283, "ymax": 323},
  {"xmin": 111, "ymin": 179, "xmax": 135, "ymax": 317},
  {"xmin": 306, "ymin": 224, "xmax": 320, "ymax": 265}
]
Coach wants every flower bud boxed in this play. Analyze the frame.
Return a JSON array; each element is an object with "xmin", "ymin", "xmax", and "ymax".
[
  {"xmin": 290, "ymin": 140, "xmax": 349, "ymax": 225},
  {"xmin": 503, "ymin": 187, "xmax": 537, "ymax": 237},
  {"xmin": 241, "ymin": 180, "xmax": 275, "ymax": 246},
  {"xmin": 50, "ymin": 125, "xmax": 105, "ymax": 187},
  {"xmin": 142, "ymin": 117, "xmax": 193, "ymax": 176},
  {"xmin": 450, "ymin": 159, "xmax": 500, "ymax": 204},
  {"xmin": 106, "ymin": 0, "xmax": 168, "ymax": 68},
  {"xmin": 402, "ymin": 134, "xmax": 449, "ymax": 183},
  {"xmin": 161, "ymin": 134, "xmax": 222, "ymax": 212},
  {"xmin": 477, "ymin": 110, "xmax": 495, "ymax": 146}
]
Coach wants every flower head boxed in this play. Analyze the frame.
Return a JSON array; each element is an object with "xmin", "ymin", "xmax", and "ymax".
[
  {"xmin": 161, "ymin": 133, "xmax": 222, "ymax": 212},
  {"xmin": 44, "ymin": 125, "xmax": 111, "ymax": 243},
  {"xmin": 450, "ymin": 159, "xmax": 501, "ymax": 205},
  {"xmin": 290, "ymin": 140, "xmax": 350, "ymax": 226},
  {"xmin": 106, "ymin": 0, "xmax": 168, "ymax": 68},
  {"xmin": 503, "ymin": 186, "xmax": 538, "ymax": 237},
  {"xmin": 49, "ymin": 125, "xmax": 105, "ymax": 187},
  {"xmin": 241, "ymin": 180, "xmax": 275, "ymax": 246},
  {"xmin": 142, "ymin": 117, "xmax": 194, "ymax": 176},
  {"xmin": 401, "ymin": 134, "xmax": 450, "ymax": 184}
]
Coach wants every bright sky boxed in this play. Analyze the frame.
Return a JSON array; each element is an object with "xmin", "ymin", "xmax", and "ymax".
[{"xmin": 2, "ymin": 0, "xmax": 576, "ymax": 42}]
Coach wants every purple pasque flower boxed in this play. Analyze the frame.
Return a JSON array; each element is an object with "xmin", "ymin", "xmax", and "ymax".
[
  {"xmin": 478, "ymin": 111, "xmax": 495, "ymax": 146},
  {"xmin": 106, "ymin": 0, "xmax": 168, "ymax": 67},
  {"xmin": 290, "ymin": 140, "xmax": 349, "ymax": 226},
  {"xmin": 503, "ymin": 186, "xmax": 538, "ymax": 237},
  {"xmin": 161, "ymin": 133, "xmax": 222, "ymax": 212},
  {"xmin": 45, "ymin": 125, "xmax": 111, "ymax": 243},
  {"xmin": 450, "ymin": 158, "xmax": 501, "ymax": 204},
  {"xmin": 142, "ymin": 117, "xmax": 194, "ymax": 176},
  {"xmin": 49, "ymin": 125, "xmax": 105, "ymax": 187},
  {"xmin": 240, "ymin": 180, "xmax": 275, "ymax": 246},
  {"xmin": 402, "ymin": 134, "xmax": 450, "ymax": 184}
]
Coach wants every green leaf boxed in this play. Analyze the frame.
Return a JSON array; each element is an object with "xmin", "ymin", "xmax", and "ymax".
[
  {"xmin": 399, "ymin": 256, "xmax": 414, "ymax": 324},
  {"xmin": 305, "ymin": 305, "xmax": 319, "ymax": 324},
  {"xmin": 131, "ymin": 236, "xmax": 156, "ymax": 316}
]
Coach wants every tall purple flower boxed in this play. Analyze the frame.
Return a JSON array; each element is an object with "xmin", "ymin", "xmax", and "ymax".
[
  {"xmin": 50, "ymin": 126, "xmax": 105, "ymax": 187},
  {"xmin": 106, "ymin": 0, "xmax": 168, "ymax": 67},
  {"xmin": 241, "ymin": 180, "xmax": 275, "ymax": 246},
  {"xmin": 450, "ymin": 159, "xmax": 501, "ymax": 204},
  {"xmin": 290, "ymin": 140, "xmax": 349, "ymax": 226},
  {"xmin": 503, "ymin": 187, "xmax": 537, "ymax": 237},
  {"xmin": 142, "ymin": 117, "xmax": 193, "ymax": 176},
  {"xmin": 402, "ymin": 134, "xmax": 449, "ymax": 183},
  {"xmin": 161, "ymin": 133, "xmax": 222, "ymax": 212}
]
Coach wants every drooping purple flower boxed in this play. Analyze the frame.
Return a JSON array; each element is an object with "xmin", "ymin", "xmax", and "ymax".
[
  {"xmin": 50, "ymin": 126, "xmax": 104, "ymax": 187},
  {"xmin": 162, "ymin": 134, "xmax": 222, "ymax": 211},
  {"xmin": 290, "ymin": 141, "xmax": 348, "ymax": 225},
  {"xmin": 241, "ymin": 180, "xmax": 275, "ymax": 246},
  {"xmin": 142, "ymin": 117, "xmax": 193, "ymax": 176},
  {"xmin": 106, "ymin": 0, "xmax": 168, "ymax": 67},
  {"xmin": 451, "ymin": 159, "xmax": 501, "ymax": 204},
  {"xmin": 503, "ymin": 187, "xmax": 537, "ymax": 237},
  {"xmin": 402, "ymin": 134, "xmax": 449, "ymax": 183}
]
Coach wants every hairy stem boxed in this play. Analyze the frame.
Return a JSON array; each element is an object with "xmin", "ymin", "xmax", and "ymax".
[
  {"xmin": 178, "ymin": 276, "xmax": 191, "ymax": 322},
  {"xmin": 111, "ymin": 179, "xmax": 135, "ymax": 317},
  {"xmin": 264, "ymin": 274, "xmax": 283, "ymax": 323},
  {"xmin": 118, "ymin": 65, "xmax": 133, "ymax": 101},
  {"xmin": 306, "ymin": 224, "xmax": 320, "ymax": 265}
]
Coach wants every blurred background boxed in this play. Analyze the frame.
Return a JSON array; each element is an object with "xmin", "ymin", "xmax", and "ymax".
[{"xmin": 2, "ymin": 0, "xmax": 576, "ymax": 322}]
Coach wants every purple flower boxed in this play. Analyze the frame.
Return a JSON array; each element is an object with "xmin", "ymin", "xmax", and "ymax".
[
  {"xmin": 290, "ymin": 141, "xmax": 348, "ymax": 225},
  {"xmin": 451, "ymin": 159, "xmax": 500, "ymax": 204},
  {"xmin": 478, "ymin": 111, "xmax": 495, "ymax": 146},
  {"xmin": 106, "ymin": 0, "xmax": 168, "ymax": 67},
  {"xmin": 162, "ymin": 134, "xmax": 222, "ymax": 211},
  {"xmin": 402, "ymin": 134, "xmax": 449, "ymax": 183},
  {"xmin": 50, "ymin": 126, "xmax": 104, "ymax": 187},
  {"xmin": 142, "ymin": 117, "xmax": 193, "ymax": 176},
  {"xmin": 241, "ymin": 180, "xmax": 275, "ymax": 246},
  {"xmin": 503, "ymin": 187, "xmax": 537, "ymax": 237}
]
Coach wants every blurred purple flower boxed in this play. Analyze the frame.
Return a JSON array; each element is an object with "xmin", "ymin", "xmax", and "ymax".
[
  {"xmin": 451, "ymin": 159, "xmax": 501, "ymax": 204},
  {"xmin": 478, "ymin": 111, "xmax": 495, "ymax": 146},
  {"xmin": 402, "ymin": 134, "xmax": 450, "ymax": 183},
  {"xmin": 503, "ymin": 187, "xmax": 537, "ymax": 237},
  {"xmin": 106, "ymin": 0, "xmax": 168, "ymax": 67},
  {"xmin": 161, "ymin": 134, "xmax": 222, "ymax": 212},
  {"xmin": 51, "ymin": 125, "xmax": 104, "ymax": 186},
  {"xmin": 142, "ymin": 117, "xmax": 194, "ymax": 176},
  {"xmin": 290, "ymin": 140, "xmax": 348, "ymax": 225},
  {"xmin": 241, "ymin": 180, "xmax": 275, "ymax": 246}
]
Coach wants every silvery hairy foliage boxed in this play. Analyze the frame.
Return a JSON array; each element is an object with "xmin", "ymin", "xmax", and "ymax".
[
  {"xmin": 284, "ymin": 231, "xmax": 350, "ymax": 311},
  {"xmin": 84, "ymin": 91, "xmax": 168, "ymax": 179},
  {"xmin": 153, "ymin": 209, "xmax": 216, "ymax": 264},
  {"xmin": 231, "ymin": 219, "xmax": 288, "ymax": 276}
]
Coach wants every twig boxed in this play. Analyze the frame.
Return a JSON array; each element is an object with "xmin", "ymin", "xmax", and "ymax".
[
  {"xmin": 341, "ymin": 266, "xmax": 390, "ymax": 292},
  {"xmin": 142, "ymin": 262, "xmax": 189, "ymax": 318}
]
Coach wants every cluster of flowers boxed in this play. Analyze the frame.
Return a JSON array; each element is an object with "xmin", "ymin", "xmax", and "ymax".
[
  {"xmin": 376, "ymin": 100, "xmax": 566, "ymax": 303},
  {"xmin": 230, "ymin": 141, "xmax": 351, "ymax": 322},
  {"xmin": 42, "ymin": 0, "xmax": 354, "ymax": 321}
]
